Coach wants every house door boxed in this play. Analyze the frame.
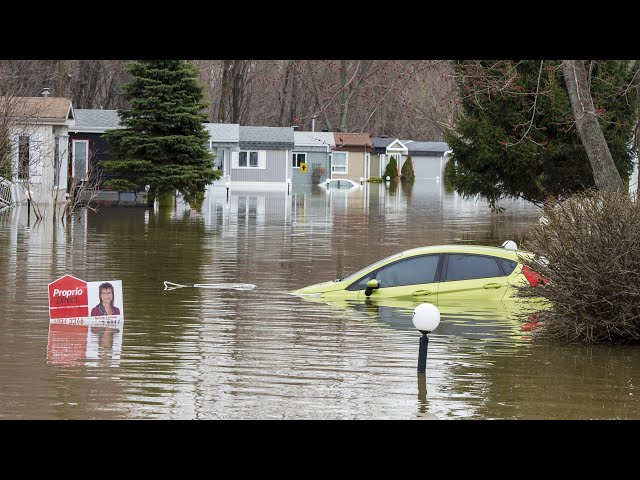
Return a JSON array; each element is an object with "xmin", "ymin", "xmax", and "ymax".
[
  {"xmin": 72, "ymin": 139, "xmax": 89, "ymax": 180},
  {"xmin": 215, "ymin": 149, "xmax": 225, "ymax": 175}
]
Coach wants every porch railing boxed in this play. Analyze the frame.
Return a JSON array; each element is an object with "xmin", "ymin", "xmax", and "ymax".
[{"xmin": 0, "ymin": 176, "xmax": 15, "ymax": 211}]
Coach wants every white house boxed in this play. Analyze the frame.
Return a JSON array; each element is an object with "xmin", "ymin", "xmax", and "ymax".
[{"xmin": 2, "ymin": 95, "xmax": 75, "ymax": 205}]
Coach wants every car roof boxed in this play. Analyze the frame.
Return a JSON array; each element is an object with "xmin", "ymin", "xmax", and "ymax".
[{"xmin": 400, "ymin": 244, "xmax": 523, "ymax": 259}]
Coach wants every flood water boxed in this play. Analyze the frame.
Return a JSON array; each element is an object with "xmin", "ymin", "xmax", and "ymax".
[{"xmin": 1, "ymin": 180, "xmax": 639, "ymax": 419}]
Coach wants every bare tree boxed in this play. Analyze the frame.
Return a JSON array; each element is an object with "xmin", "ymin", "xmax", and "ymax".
[
  {"xmin": 561, "ymin": 60, "xmax": 625, "ymax": 192},
  {"xmin": 196, "ymin": 60, "xmax": 460, "ymax": 138},
  {"xmin": 68, "ymin": 60, "xmax": 128, "ymax": 109}
]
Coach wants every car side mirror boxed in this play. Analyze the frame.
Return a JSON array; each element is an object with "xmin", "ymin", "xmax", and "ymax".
[{"xmin": 364, "ymin": 279, "xmax": 379, "ymax": 297}]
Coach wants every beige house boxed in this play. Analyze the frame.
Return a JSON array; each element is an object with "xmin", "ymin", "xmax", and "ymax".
[
  {"xmin": 331, "ymin": 132, "xmax": 373, "ymax": 183},
  {"xmin": 1, "ymin": 95, "xmax": 75, "ymax": 205}
]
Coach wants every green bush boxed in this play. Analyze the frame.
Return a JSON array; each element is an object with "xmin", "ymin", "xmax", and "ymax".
[
  {"xmin": 367, "ymin": 176, "xmax": 384, "ymax": 183},
  {"xmin": 383, "ymin": 155, "xmax": 399, "ymax": 180},
  {"xmin": 443, "ymin": 158, "xmax": 456, "ymax": 191},
  {"xmin": 400, "ymin": 154, "xmax": 415, "ymax": 182},
  {"xmin": 518, "ymin": 190, "xmax": 640, "ymax": 344}
]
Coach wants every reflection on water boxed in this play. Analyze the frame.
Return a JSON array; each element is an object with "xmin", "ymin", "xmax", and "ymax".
[
  {"xmin": 1, "ymin": 181, "xmax": 639, "ymax": 419},
  {"xmin": 47, "ymin": 324, "xmax": 123, "ymax": 367}
]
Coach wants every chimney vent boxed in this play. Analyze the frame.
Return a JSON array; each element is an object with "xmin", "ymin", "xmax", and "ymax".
[{"xmin": 41, "ymin": 87, "xmax": 50, "ymax": 97}]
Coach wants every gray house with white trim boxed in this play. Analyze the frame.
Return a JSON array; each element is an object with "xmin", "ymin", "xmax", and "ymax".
[
  {"xmin": 401, "ymin": 141, "xmax": 450, "ymax": 180},
  {"xmin": 372, "ymin": 136, "xmax": 409, "ymax": 178},
  {"xmin": 203, "ymin": 123, "xmax": 239, "ymax": 184},
  {"xmin": 292, "ymin": 131, "xmax": 334, "ymax": 186},
  {"xmin": 232, "ymin": 126, "xmax": 295, "ymax": 185}
]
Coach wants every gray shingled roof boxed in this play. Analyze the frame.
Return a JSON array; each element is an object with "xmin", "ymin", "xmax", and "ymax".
[
  {"xmin": 371, "ymin": 136, "xmax": 396, "ymax": 149},
  {"xmin": 294, "ymin": 131, "xmax": 335, "ymax": 148},
  {"xmin": 240, "ymin": 126, "xmax": 294, "ymax": 144},
  {"xmin": 204, "ymin": 123, "xmax": 240, "ymax": 142},
  {"xmin": 401, "ymin": 141, "xmax": 449, "ymax": 153},
  {"xmin": 71, "ymin": 109, "xmax": 121, "ymax": 132}
]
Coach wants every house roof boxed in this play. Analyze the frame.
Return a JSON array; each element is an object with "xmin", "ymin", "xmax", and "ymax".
[
  {"xmin": 371, "ymin": 136, "xmax": 396, "ymax": 149},
  {"xmin": 240, "ymin": 126, "xmax": 294, "ymax": 144},
  {"xmin": 1, "ymin": 96, "xmax": 74, "ymax": 124},
  {"xmin": 401, "ymin": 141, "xmax": 450, "ymax": 153},
  {"xmin": 333, "ymin": 132, "xmax": 372, "ymax": 148},
  {"xmin": 294, "ymin": 131, "xmax": 335, "ymax": 148},
  {"xmin": 71, "ymin": 109, "xmax": 121, "ymax": 132},
  {"xmin": 204, "ymin": 123, "xmax": 240, "ymax": 143}
]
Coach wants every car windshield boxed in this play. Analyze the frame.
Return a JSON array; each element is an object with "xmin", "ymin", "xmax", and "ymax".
[{"xmin": 337, "ymin": 251, "xmax": 404, "ymax": 283}]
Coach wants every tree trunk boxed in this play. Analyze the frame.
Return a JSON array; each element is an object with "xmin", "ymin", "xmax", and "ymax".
[
  {"xmin": 231, "ymin": 60, "xmax": 248, "ymax": 124},
  {"xmin": 561, "ymin": 60, "xmax": 625, "ymax": 192},
  {"xmin": 632, "ymin": 60, "xmax": 640, "ymax": 195},
  {"xmin": 278, "ymin": 60, "xmax": 293, "ymax": 126},
  {"xmin": 218, "ymin": 60, "xmax": 233, "ymax": 123},
  {"xmin": 55, "ymin": 60, "xmax": 70, "ymax": 97},
  {"xmin": 307, "ymin": 68, "xmax": 333, "ymax": 131}
]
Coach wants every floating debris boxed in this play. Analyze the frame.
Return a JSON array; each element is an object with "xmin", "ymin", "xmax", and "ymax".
[{"xmin": 164, "ymin": 281, "xmax": 256, "ymax": 291}]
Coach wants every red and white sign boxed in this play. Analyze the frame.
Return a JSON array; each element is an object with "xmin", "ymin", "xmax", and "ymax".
[
  {"xmin": 48, "ymin": 275, "xmax": 124, "ymax": 325},
  {"xmin": 48, "ymin": 274, "xmax": 89, "ymax": 321}
]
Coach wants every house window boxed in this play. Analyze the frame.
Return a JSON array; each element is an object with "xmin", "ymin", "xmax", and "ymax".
[
  {"xmin": 18, "ymin": 136, "xmax": 29, "ymax": 180},
  {"xmin": 239, "ymin": 151, "xmax": 258, "ymax": 168},
  {"xmin": 293, "ymin": 152, "xmax": 306, "ymax": 168},
  {"xmin": 72, "ymin": 139, "xmax": 89, "ymax": 180},
  {"xmin": 331, "ymin": 152, "xmax": 348, "ymax": 174}
]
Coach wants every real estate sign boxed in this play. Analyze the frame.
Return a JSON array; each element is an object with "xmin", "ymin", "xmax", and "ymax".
[{"xmin": 48, "ymin": 275, "xmax": 124, "ymax": 326}]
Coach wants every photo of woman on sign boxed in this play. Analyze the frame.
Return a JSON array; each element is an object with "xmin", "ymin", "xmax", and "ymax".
[{"xmin": 90, "ymin": 282, "xmax": 121, "ymax": 316}]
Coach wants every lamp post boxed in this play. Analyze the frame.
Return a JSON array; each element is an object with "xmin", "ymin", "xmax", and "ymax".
[
  {"xmin": 359, "ymin": 176, "xmax": 364, "ymax": 185},
  {"xmin": 225, "ymin": 181, "xmax": 231, "ymax": 201},
  {"xmin": 412, "ymin": 303, "xmax": 440, "ymax": 373},
  {"xmin": 286, "ymin": 177, "xmax": 292, "ymax": 195}
]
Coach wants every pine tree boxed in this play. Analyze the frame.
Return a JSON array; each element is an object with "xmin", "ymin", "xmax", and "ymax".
[
  {"xmin": 400, "ymin": 154, "xmax": 415, "ymax": 182},
  {"xmin": 102, "ymin": 60, "xmax": 219, "ymax": 203},
  {"xmin": 446, "ymin": 60, "xmax": 636, "ymax": 209},
  {"xmin": 383, "ymin": 155, "xmax": 399, "ymax": 180}
]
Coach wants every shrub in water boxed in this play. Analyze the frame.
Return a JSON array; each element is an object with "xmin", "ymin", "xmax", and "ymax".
[
  {"xmin": 518, "ymin": 190, "xmax": 640, "ymax": 343},
  {"xmin": 383, "ymin": 155, "xmax": 399, "ymax": 180},
  {"xmin": 400, "ymin": 154, "xmax": 415, "ymax": 182}
]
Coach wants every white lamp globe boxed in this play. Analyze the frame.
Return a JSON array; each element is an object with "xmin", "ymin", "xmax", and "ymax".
[
  {"xmin": 225, "ymin": 181, "xmax": 231, "ymax": 189},
  {"xmin": 501, "ymin": 240, "xmax": 517, "ymax": 250},
  {"xmin": 412, "ymin": 303, "xmax": 440, "ymax": 333},
  {"xmin": 286, "ymin": 177, "xmax": 292, "ymax": 184},
  {"xmin": 360, "ymin": 177, "xmax": 364, "ymax": 182},
  {"xmin": 386, "ymin": 176, "xmax": 391, "ymax": 181}
]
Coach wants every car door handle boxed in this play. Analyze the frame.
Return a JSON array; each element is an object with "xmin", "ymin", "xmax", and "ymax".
[
  {"xmin": 412, "ymin": 290, "xmax": 432, "ymax": 296},
  {"xmin": 483, "ymin": 283, "xmax": 503, "ymax": 289}
]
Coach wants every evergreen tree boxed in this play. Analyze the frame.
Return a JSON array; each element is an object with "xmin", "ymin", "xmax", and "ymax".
[
  {"xmin": 445, "ymin": 60, "xmax": 636, "ymax": 209},
  {"xmin": 383, "ymin": 155, "xmax": 399, "ymax": 180},
  {"xmin": 102, "ymin": 60, "xmax": 219, "ymax": 202},
  {"xmin": 400, "ymin": 154, "xmax": 415, "ymax": 182}
]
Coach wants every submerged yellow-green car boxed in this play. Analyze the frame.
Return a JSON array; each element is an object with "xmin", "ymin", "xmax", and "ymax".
[{"xmin": 292, "ymin": 242, "xmax": 544, "ymax": 303}]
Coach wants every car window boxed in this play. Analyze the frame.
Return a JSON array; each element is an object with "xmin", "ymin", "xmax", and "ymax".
[
  {"xmin": 340, "ymin": 251, "xmax": 404, "ymax": 284},
  {"xmin": 375, "ymin": 255, "xmax": 440, "ymax": 288},
  {"xmin": 496, "ymin": 258, "xmax": 517, "ymax": 275},
  {"xmin": 445, "ymin": 254, "xmax": 504, "ymax": 281},
  {"xmin": 347, "ymin": 272, "xmax": 375, "ymax": 291}
]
